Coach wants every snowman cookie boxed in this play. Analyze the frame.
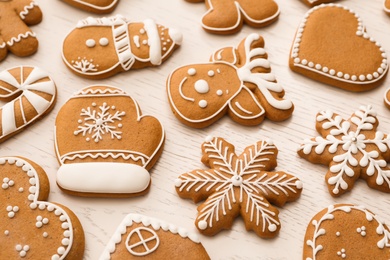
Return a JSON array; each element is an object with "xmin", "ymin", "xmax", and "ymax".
[
  {"xmin": 304, "ymin": 204, "xmax": 390, "ymax": 259},
  {"xmin": 167, "ymin": 33, "xmax": 293, "ymax": 128},
  {"xmin": 0, "ymin": 156, "xmax": 85, "ymax": 259},
  {"xmin": 61, "ymin": 0, "xmax": 119, "ymax": 14},
  {"xmin": 55, "ymin": 85, "xmax": 165, "ymax": 197},
  {"xmin": 62, "ymin": 15, "xmax": 183, "ymax": 79}
]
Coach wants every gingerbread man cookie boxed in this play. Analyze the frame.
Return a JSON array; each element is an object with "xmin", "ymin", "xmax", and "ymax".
[
  {"xmin": 175, "ymin": 137, "xmax": 303, "ymax": 237},
  {"xmin": 186, "ymin": 0, "xmax": 279, "ymax": 34},
  {"xmin": 301, "ymin": 0, "xmax": 338, "ymax": 7},
  {"xmin": 167, "ymin": 33, "xmax": 294, "ymax": 128},
  {"xmin": 304, "ymin": 204, "xmax": 390, "ymax": 259},
  {"xmin": 62, "ymin": 15, "xmax": 183, "ymax": 79},
  {"xmin": 100, "ymin": 214, "xmax": 210, "ymax": 259},
  {"xmin": 298, "ymin": 105, "xmax": 390, "ymax": 197},
  {"xmin": 0, "ymin": 156, "xmax": 85, "ymax": 259},
  {"xmin": 0, "ymin": 66, "xmax": 57, "ymax": 143},
  {"xmin": 0, "ymin": 0, "xmax": 42, "ymax": 61},
  {"xmin": 62, "ymin": 0, "xmax": 119, "ymax": 14},
  {"xmin": 290, "ymin": 4, "xmax": 388, "ymax": 91},
  {"xmin": 55, "ymin": 85, "xmax": 165, "ymax": 197}
]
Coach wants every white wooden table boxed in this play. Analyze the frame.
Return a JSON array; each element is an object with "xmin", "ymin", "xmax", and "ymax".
[{"xmin": 2, "ymin": 0, "xmax": 390, "ymax": 259}]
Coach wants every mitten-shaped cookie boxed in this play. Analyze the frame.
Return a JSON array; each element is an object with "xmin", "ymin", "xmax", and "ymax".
[
  {"xmin": 185, "ymin": 0, "xmax": 279, "ymax": 34},
  {"xmin": 175, "ymin": 137, "xmax": 303, "ymax": 237},
  {"xmin": 0, "ymin": 156, "xmax": 85, "ymax": 259},
  {"xmin": 62, "ymin": 15, "xmax": 183, "ymax": 79},
  {"xmin": 55, "ymin": 85, "xmax": 165, "ymax": 197},
  {"xmin": 61, "ymin": 0, "xmax": 119, "ymax": 14},
  {"xmin": 0, "ymin": 66, "xmax": 57, "ymax": 143},
  {"xmin": 167, "ymin": 33, "xmax": 293, "ymax": 128},
  {"xmin": 100, "ymin": 214, "xmax": 210, "ymax": 259},
  {"xmin": 0, "ymin": 0, "xmax": 42, "ymax": 61},
  {"xmin": 304, "ymin": 204, "xmax": 390, "ymax": 259}
]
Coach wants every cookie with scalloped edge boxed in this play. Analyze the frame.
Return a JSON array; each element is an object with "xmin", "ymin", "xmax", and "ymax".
[
  {"xmin": 303, "ymin": 204, "xmax": 390, "ymax": 259},
  {"xmin": 290, "ymin": 4, "xmax": 388, "ymax": 91},
  {"xmin": 99, "ymin": 213, "xmax": 210, "ymax": 259},
  {"xmin": 0, "ymin": 156, "xmax": 85, "ymax": 259},
  {"xmin": 61, "ymin": 0, "xmax": 119, "ymax": 14}
]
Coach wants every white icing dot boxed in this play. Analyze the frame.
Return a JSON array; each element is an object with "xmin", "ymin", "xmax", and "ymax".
[
  {"xmin": 268, "ymin": 224, "xmax": 277, "ymax": 232},
  {"xmin": 16, "ymin": 244, "xmax": 22, "ymax": 251},
  {"xmin": 373, "ymin": 72, "xmax": 379, "ymax": 78},
  {"xmin": 351, "ymin": 75, "xmax": 357, "ymax": 81},
  {"xmin": 315, "ymin": 64, "xmax": 322, "ymax": 70},
  {"xmin": 142, "ymin": 39, "xmax": 148, "ymax": 45},
  {"xmin": 52, "ymin": 254, "xmax": 60, "ymax": 260},
  {"xmin": 30, "ymin": 203, "xmax": 37, "ymax": 209},
  {"xmin": 329, "ymin": 69, "xmax": 336, "ymax": 76},
  {"xmin": 29, "ymin": 186, "xmax": 36, "ymax": 193},
  {"xmin": 295, "ymin": 181, "xmax": 303, "ymax": 189},
  {"xmin": 28, "ymin": 194, "xmax": 35, "ymax": 201},
  {"xmin": 47, "ymin": 205, "xmax": 55, "ymax": 211},
  {"xmin": 62, "ymin": 222, "xmax": 69, "ymax": 229},
  {"xmin": 337, "ymin": 72, "xmax": 343, "ymax": 78},
  {"xmin": 205, "ymin": 136, "xmax": 213, "ymax": 142},
  {"xmin": 8, "ymin": 159, "xmax": 15, "ymax": 164},
  {"xmin": 19, "ymin": 188, "xmax": 24, "ymax": 193},
  {"xmin": 140, "ymin": 28, "xmax": 145, "ymax": 34},
  {"xmin": 55, "ymin": 209, "xmax": 62, "ymax": 216},
  {"xmin": 23, "ymin": 245, "xmax": 29, "ymax": 251},
  {"xmin": 57, "ymin": 246, "xmax": 66, "ymax": 255},
  {"xmin": 86, "ymin": 39, "xmax": 96, "ymax": 48},
  {"xmin": 6, "ymin": 206, "xmax": 12, "ymax": 211},
  {"xmin": 301, "ymin": 59, "xmax": 308, "ymax": 65},
  {"xmin": 62, "ymin": 238, "xmax": 70, "ymax": 246},
  {"xmin": 208, "ymin": 70, "xmax": 215, "ymax": 77},
  {"xmin": 361, "ymin": 231, "xmax": 366, "ymax": 236},
  {"xmin": 194, "ymin": 80, "xmax": 209, "ymax": 94},
  {"xmin": 366, "ymin": 74, "xmax": 373, "ymax": 80},
  {"xmin": 216, "ymin": 90, "xmax": 223, "ymax": 96},
  {"xmin": 27, "ymin": 170, "xmax": 34, "ymax": 177},
  {"xmin": 294, "ymin": 58, "xmax": 300, "ymax": 63},
  {"xmin": 2, "ymin": 183, "xmax": 8, "ymax": 189},
  {"xmin": 86, "ymin": 138, "xmax": 90, "ymax": 142},
  {"xmin": 78, "ymin": 119, "xmax": 82, "ymax": 124},
  {"xmin": 308, "ymin": 62, "xmax": 314, "ymax": 68},
  {"xmin": 344, "ymin": 74, "xmax": 350, "ymax": 80},
  {"xmin": 323, "ymin": 66, "xmax": 329, "ymax": 73},
  {"xmin": 187, "ymin": 68, "xmax": 196, "ymax": 76},
  {"xmin": 36, "ymin": 222, "xmax": 43, "ymax": 228},
  {"xmin": 43, "ymin": 232, "xmax": 48, "ymax": 238},
  {"xmin": 15, "ymin": 161, "xmax": 23, "ymax": 167},
  {"xmin": 163, "ymin": 47, "xmax": 167, "ymax": 51},
  {"xmin": 29, "ymin": 178, "xmax": 36, "ymax": 185},
  {"xmin": 8, "ymin": 212, "xmax": 14, "ymax": 218},
  {"xmin": 64, "ymin": 231, "xmax": 71, "ymax": 237},
  {"xmin": 174, "ymin": 179, "xmax": 182, "ymax": 187},
  {"xmin": 13, "ymin": 206, "xmax": 19, "ymax": 212},
  {"xmin": 22, "ymin": 165, "xmax": 29, "ymax": 171},
  {"xmin": 20, "ymin": 251, "xmax": 26, "ymax": 257},
  {"xmin": 4, "ymin": 230, "xmax": 9, "ymax": 235},
  {"xmin": 336, "ymin": 231, "xmax": 340, "ymax": 236},
  {"xmin": 43, "ymin": 218, "xmax": 49, "ymax": 224},
  {"xmin": 0, "ymin": 159, "xmax": 5, "ymax": 164},
  {"xmin": 198, "ymin": 100, "xmax": 207, "ymax": 108},
  {"xmin": 198, "ymin": 220, "xmax": 208, "ymax": 230},
  {"xmin": 99, "ymin": 37, "xmax": 109, "ymax": 46},
  {"xmin": 39, "ymin": 204, "xmax": 46, "ymax": 210},
  {"xmin": 333, "ymin": 188, "xmax": 339, "ymax": 194},
  {"xmin": 60, "ymin": 215, "xmax": 67, "ymax": 222},
  {"xmin": 359, "ymin": 75, "xmax": 366, "ymax": 81}
]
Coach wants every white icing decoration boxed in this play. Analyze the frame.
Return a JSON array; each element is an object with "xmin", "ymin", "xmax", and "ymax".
[
  {"xmin": 200, "ymin": 0, "xmax": 280, "ymax": 32},
  {"xmin": 188, "ymin": 68, "xmax": 196, "ymax": 76},
  {"xmin": 133, "ymin": 36, "xmax": 140, "ymax": 48},
  {"xmin": 99, "ymin": 37, "xmax": 109, "ymax": 46},
  {"xmin": 86, "ymin": 39, "xmax": 96, "ymax": 48},
  {"xmin": 126, "ymin": 227, "xmax": 159, "ymax": 256},
  {"xmin": 71, "ymin": 57, "xmax": 98, "ymax": 73},
  {"xmin": 306, "ymin": 204, "xmax": 390, "ymax": 260},
  {"xmin": 43, "ymin": 232, "xmax": 48, "ymax": 238},
  {"xmin": 176, "ymin": 137, "xmax": 302, "ymax": 234},
  {"xmin": 7, "ymin": 32, "xmax": 36, "ymax": 46},
  {"xmin": 198, "ymin": 100, "xmax": 207, "ymax": 108},
  {"xmin": 2, "ymin": 177, "xmax": 14, "ymax": 189},
  {"xmin": 99, "ymin": 214, "xmax": 201, "ymax": 259},
  {"xmin": 216, "ymin": 90, "xmax": 223, "ymax": 96},
  {"xmin": 19, "ymin": 1, "xmax": 38, "ymax": 19},
  {"xmin": 299, "ymin": 105, "xmax": 390, "ymax": 195},
  {"xmin": 73, "ymin": 102, "xmax": 125, "ymax": 143},
  {"xmin": 178, "ymin": 77, "xmax": 194, "ymax": 102},
  {"xmin": 59, "ymin": 151, "xmax": 148, "ymax": 165},
  {"xmin": 291, "ymin": 4, "xmax": 388, "ymax": 85},
  {"xmin": 4, "ymin": 230, "xmax": 9, "ymax": 235},
  {"xmin": 208, "ymin": 70, "xmax": 215, "ymax": 77},
  {"xmin": 194, "ymin": 79, "xmax": 210, "ymax": 94},
  {"xmin": 70, "ymin": 0, "xmax": 118, "ymax": 11},
  {"xmin": 143, "ymin": 19, "xmax": 162, "ymax": 65}
]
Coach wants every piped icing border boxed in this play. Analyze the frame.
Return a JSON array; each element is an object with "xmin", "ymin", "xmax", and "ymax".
[
  {"xmin": 72, "ymin": 0, "xmax": 119, "ymax": 11},
  {"xmin": 291, "ymin": 3, "xmax": 388, "ymax": 85}
]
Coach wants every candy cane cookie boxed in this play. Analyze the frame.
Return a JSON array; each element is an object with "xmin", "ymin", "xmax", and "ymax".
[{"xmin": 0, "ymin": 66, "xmax": 57, "ymax": 143}]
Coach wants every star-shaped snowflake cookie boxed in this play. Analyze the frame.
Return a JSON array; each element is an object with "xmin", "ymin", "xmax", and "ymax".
[
  {"xmin": 175, "ymin": 137, "xmax": 303, "ymax": 238},
  {"xmin": 298, "ymin": 105, "xmax": 390, "ymax": 197}
]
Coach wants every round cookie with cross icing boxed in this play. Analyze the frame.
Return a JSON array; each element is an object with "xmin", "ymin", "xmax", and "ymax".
[
  {"xmin": 0, "ymin": 156, "xmax": 85, "ymax": 259},
  {"xmin": 62, "ymin": 15, "xmax": 183, "ymax": 79},
  {"xmin": 175, "ymin": 136, "xmax": 302, "ymax": 237},
  {"xmin": 61, "ymin": 0, "xmax": 119, "ymax": 14},
  {"xmin": 304, "ymin": 204, "xmax": 390, "ymax": 259}
]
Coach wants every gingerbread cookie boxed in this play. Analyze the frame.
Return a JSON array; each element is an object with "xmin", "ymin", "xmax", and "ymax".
[
  {"xmin": 0, "ymin": 66, "xmax": 57, "ymax": 143},
  {"xmin": 0, "ymin": 156, "xmax": 85, "ymax": 259},
  {"xmin": 384, "ymin": 88, "xmax": 390, "ymax": 109},
  {"xmin": 167, "ymin": 33, "xmax": 294, "ymax": 128},
  {"xmin": 100, "ymin": 213, "xmax": 210, "ymax": 259},
  {"xmin": 0, "ymin": 0, "xmax": 42, "ymax": 61},
  {"xmin": 186, "ymin": 0, "xmax": 279, "ymax": 34},
  {"xmin": 385, "ymin": 0, "xmax": 390, "ymax": 15},
  {"xmin": 304, "ymin": 204, "xmax": 390, "ymax": 259},
  {"xmin": 301, "ymin": 0, "xmax": 337, "ymax": 7},
  {"xmin": 175, "ymin": 137, "xmax": 303, "ymax": 237},
  {"xmin": 55, "ymin": 85, "xmax": 165, "ymax": 197},
  {"xmin": 298, "ymin": 105, "xmax": 390, "ymax": 197},
  {"xmin": 62, "ymin": 0, "xmax": 119, "ymax": 14},
  {"xmin": 62, "ymin": 15, "xmax": 183, "ymax": 79},
  {"xmin": 290, "ymin": 4, "xmax": 388, "ymax": 92}
]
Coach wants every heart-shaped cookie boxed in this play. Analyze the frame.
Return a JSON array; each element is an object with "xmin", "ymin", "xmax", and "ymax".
[
  {"xmin": 303, "ymin": 204, "xmax": 390, "ymax": 259},
  {"xmin": 61, "ymin": 0, "xmax": 119, "ymax": 14},
  {"xmin": 100, "ymin": 214, "xmax": 210, "ymax": 259},
  {"xmin": 290, "ymin": 4, "xmax": 388, "ymax": 91},
  {"xmin": 301, "ymin": 0, "xmax": 338, "ymax": 7},
  {"xmin": 0, "ymin": 156, "xmax": 85, "ymax": 259},
  {"xmin": 55, "ymin": 85, "xmax": 165, "ymax": 197}
]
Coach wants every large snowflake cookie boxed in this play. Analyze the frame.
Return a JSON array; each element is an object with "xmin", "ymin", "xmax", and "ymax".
[
  {"xmin": 100, "ymin": 214, "xmax": 210, "ymax": 259},
  {"xmin": 0, "ymin": 66, "xmax": 57, "ymax": 143},
  {"xmin": 304, "ymin": 204, "xmax": 390, "ymax": 259},
  {"xmin": 0, "ymin": 0, "xmax": 42, "ymax": 61},
  {"xmin": 290, "ymin": 4, "xmax": 388, "ymax": 92},
  {"xmin": 167, "ymin": 33, "xmax": 294, "ymax": 128},
  {"xmin": 55, "ymin": 85, "xmax": 165, "ymax": 197},
  {"xmin": 0, "ymin": 156, "xmax": 85, "ymax": 259},
  {"xmin": 62, "ymin": 15, "xmax": 183, "ymax": 79},
  {"xmin": 61, "ymin": 0, "xmax": 119, "ymax": 14},
  {"xmin": 175, "ymin": 137, "xmax": 303, "ymax": 237},
  {"xmin": 298, "ymin": 105, "xmax": 390, "ymax": 197},
  {"xmin": 185, "ymin": 0, "xmax": 279, "ymax": 34}
]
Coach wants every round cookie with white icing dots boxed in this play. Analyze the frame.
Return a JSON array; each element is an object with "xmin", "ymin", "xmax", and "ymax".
[
  {"xmin": 0, "ymin": 66, "xmax": 57, "ymax": 143},
  {"xmin": 62, "ymin": 15, "xmax": 183, "ymax": 79},
  {"xmin": 61, "ymin": 0, "xmax": 119, "ymax": 14},
  {"xmin": 0, "ymin": 0, "xmax": 42, "ymax": 61},
  {"xmin": 167, "ymin": 33, "xmax": 294, "ymax": 128},
  {"xmin": 290, "ymin": 4, "xmax": 388, "ymax": 92},
  {"xmin": 304, "ymin": 204, "xmax": 390, "ymax": 259},
  {"xmin": 175, "ymin": 136, "xmax": 303, "ymax": 237},
  {"xmin": 298, "ymin": 105, "xmax": 390, "ymax": 197},
  {"xmin": 55, "ymin": 85, "xmax": 165, "ymax": 197},
  {"xmin": 100, "ymin": 213, "xmax": 210, "ymax": 259},
  {"xmin": 0, "ymin": 156, "xmax": 85, "ymax": 259}
]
